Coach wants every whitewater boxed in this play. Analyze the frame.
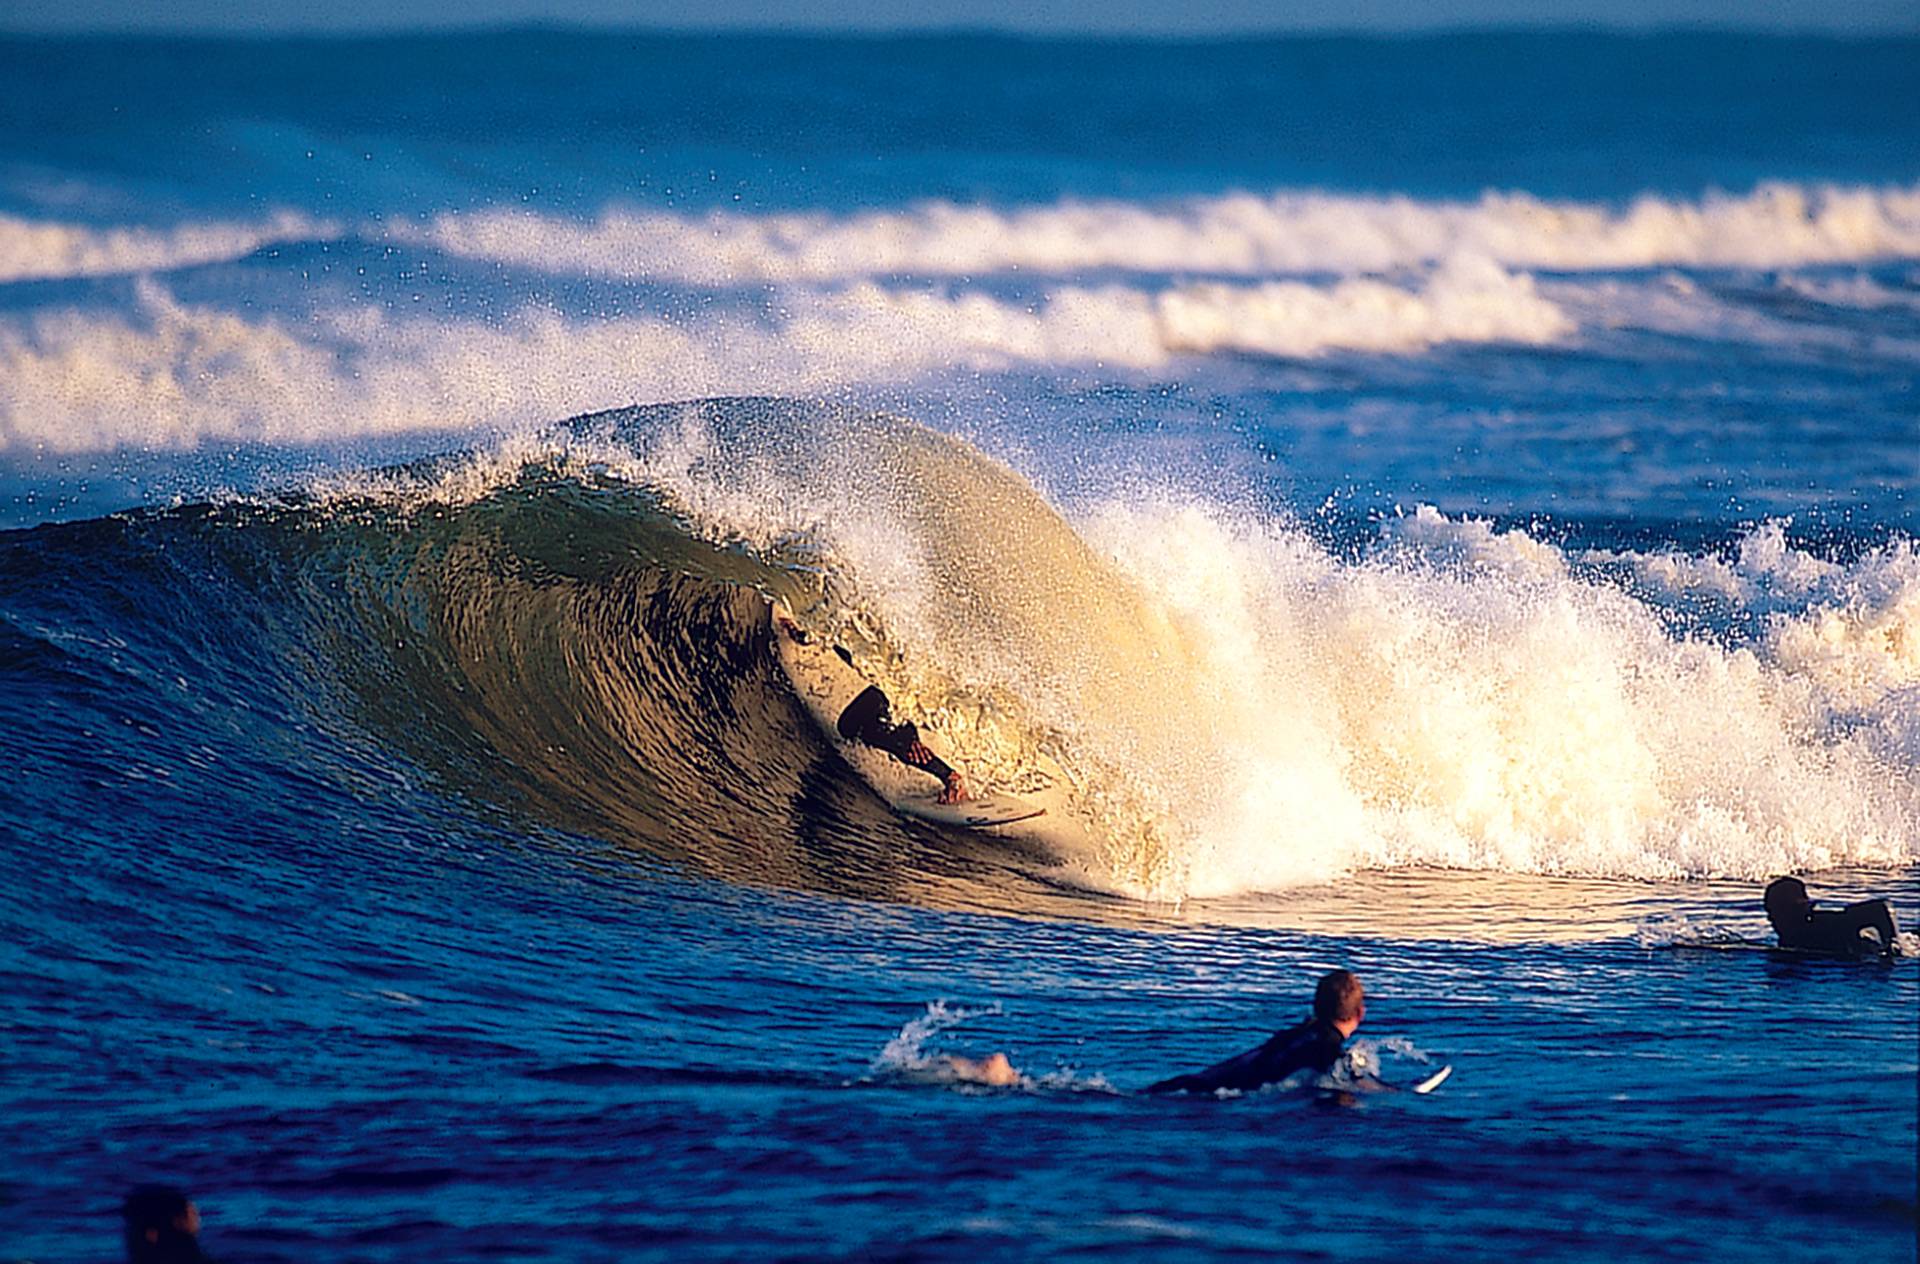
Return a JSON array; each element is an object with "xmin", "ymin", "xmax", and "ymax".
[{"xmin": 1, "ymin": 27, "xmax": 1914, "ymax": 1264}]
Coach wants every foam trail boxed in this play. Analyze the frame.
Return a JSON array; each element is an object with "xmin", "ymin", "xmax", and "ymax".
[
  {"xmin": 869, "ymin": 1001, "xmax": 1003, "ymax": 1076},
  {"xmin": 868, "ymin": 1000, "xmax": 1111, "ymax": 1091},
  {"xmin": 1634, "ymin": 913, "xmax": 1764, "ymax": 948},
  {"xmin": 1551, "ymin": 271, "xmax": 1920, "ymax": 363}
]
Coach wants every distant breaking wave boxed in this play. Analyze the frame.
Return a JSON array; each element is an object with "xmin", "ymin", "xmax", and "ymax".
[
  {"xmin": 10, "ymin": 258, "xmax": 1918, "ymax": 455},
  {"xmin": 7, "ymin": 179, "xmax": 1919, "ymax": 455},
  {"xmin": 0, "ymin": 267, "xmax": 1572, "ymax": 452},
  {"xmin": 402, "ymin": 181, "xmax": 1920, "ymax": 282},
  {"xmin": 3, "ymin": 181, "xmax": 1918, "ymax": 285},
  {"xmin": 0, "ymin": 210, "xmax": 342, "ymax": 283}
]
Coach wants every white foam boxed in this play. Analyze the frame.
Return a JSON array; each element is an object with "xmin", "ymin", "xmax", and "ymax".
[
  {"xmin": 1158, "ymin": 254, "xmax": 1571, "ymax": 355},
  {"xmin": 0, "ymin": 270, "xmax": 1567, "ymax": 452},
  {"xmin": 0, "ymin": 210, "xmax": 341, "ymax": 283},
  {"xmin": 870, "ymin": 1000, "xmax": 1003, "ymax": 1076},
  {"xmin": 403, "ymin": 181, "xmax": 1920, "ymax": 282},
  {"xmin": 1778, "ymin": 272, "xmax": 1920, "ymax": 313},
  {"xmin": 5, "ymin": 181, "xmax": 1916, "ymax": 286},
  {"xmin": 1589, "ymin": 523, "xmax": 1920, "ymax": 719},
  {"xmin": 1068, "ymin": 503, "xmax": 1918, "ymax": 895}
]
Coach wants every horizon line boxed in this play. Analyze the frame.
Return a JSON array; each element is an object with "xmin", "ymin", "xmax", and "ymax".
[{"xmin": 3, "ymin": 19, "xmax": 1919, "ymax": 41}]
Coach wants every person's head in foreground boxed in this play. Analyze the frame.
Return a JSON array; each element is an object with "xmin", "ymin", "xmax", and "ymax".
[
  {"xmin": 1314, "ymin": 969, "xmax": 1366, "ymax": 1036},
  {"xmin": 122, "ymin": 1185, "xmax": 205, "ymax": 1263},
  {"xmin": 1763, "ymin": 876, "xmax": 1813, "ymax": 934}
]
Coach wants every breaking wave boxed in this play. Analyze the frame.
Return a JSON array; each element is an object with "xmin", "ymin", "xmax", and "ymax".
[
  {"xmin": 0, "ymin": 266, "xmax": 1569, "ymax": 453},
  {"xmin": 6, "ymin": 181, "xmax": 1918, "ymax": 284},
  {"xmin": 9, "ymin": 401, "xmax": 1910, "ymax": 905}
]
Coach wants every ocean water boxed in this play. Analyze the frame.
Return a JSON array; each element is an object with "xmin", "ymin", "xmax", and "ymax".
[{"xmin": 1, "ymin": 29, "xmax": 1917, "ymax": 1263}]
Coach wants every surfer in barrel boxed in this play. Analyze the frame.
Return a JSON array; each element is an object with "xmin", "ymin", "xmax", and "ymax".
[
  {"xmin": 1147, "ymin": 969, "xmax": 1375, "ymax": 1095},
  {"xmin": 1763, "ymin": 877, "xmax": 1902, "ymax": 958},
  {"xmin": 774, "ymin": 610, "xmax": 970, "ymax": 804}
]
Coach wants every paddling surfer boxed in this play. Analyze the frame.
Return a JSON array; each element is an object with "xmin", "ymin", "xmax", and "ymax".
[
  {"xmin": 774, "ymin": 610, "xmax": 969, "ymax": 804},
  {"xmin": 1147, "ymin": 969, "xmax": 1374, "ymax": 1095},
  {"xmin": 1763, "ymin": 877, "xmax": 1902, "ymax": 958}
]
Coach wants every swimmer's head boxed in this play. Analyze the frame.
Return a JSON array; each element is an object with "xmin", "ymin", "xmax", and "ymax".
[
  {"xmin": 1764, "ymin": 876, "xmax": 1811, "ymax": 928},
  {"xmin": 976, "ymin": 1052, "xmax": 1017, "ymax": 1087},
  {"xmin": 1314, "ymin": 970, "xmax": 1365, "ymax": 1035},
  {"xmin": 122, "ymin": 1185, "xmax": 200, "ymax": 1262},
  {"xmin": 939, "ymin": 1051, "xmax": 1019, "ymax": 1087}
]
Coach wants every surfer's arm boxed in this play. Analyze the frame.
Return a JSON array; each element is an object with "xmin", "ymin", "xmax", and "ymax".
[
  {"xmin": 1836, "ymin": 899, "xmax": 1900, "ymax": 956},
  {"xmin": 1798, "ymin": 901, "xmax": 1901, "ymax": 956},
  {"xmin": 887, "ymin": 730, "xmax": 968, "ymax": 803},
  {"xmin": 835, "ymin": 682, "xmax": 969, "ymax": 803}
]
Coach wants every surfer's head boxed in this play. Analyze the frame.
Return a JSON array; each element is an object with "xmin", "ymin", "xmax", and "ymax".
[
  {"xmin": 1313, "ymin": 969, "xmax": 1365, "ymax": 1036},
  {"xmin": 1764, "ymin": 876, "xmax": 1812, "ymax": 929},
  {"xmin": 121, "ymin": 1185, "xmax": 200, "ymax": 1262}
]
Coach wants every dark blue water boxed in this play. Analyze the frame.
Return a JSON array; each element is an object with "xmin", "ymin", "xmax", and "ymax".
[
  {"xmin": 4, "ymin": 30, "xmax": 1917, "ymax": 211},
  {"xmin": 1, "ymin": 30, "xmax": 1917, "ymax": 1264}
]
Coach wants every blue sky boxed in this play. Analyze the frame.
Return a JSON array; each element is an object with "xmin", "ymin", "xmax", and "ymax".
[{"xmin": 3, "ymin": 0, "xmax": 1917, "ymax": 34}]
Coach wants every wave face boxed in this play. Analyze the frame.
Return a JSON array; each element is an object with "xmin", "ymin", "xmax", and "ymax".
[{"xmin": 5, "ymin": 401, "xmax": 1912, "ymax": 903}]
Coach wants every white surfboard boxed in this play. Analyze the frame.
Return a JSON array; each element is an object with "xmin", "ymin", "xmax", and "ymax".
[
  {"xmin": 894, "ymin": 790, "xmax": 1047, "ymax": 829},
  {"xmin": 1410, "ymin": 1064, "xmax": 1453, "ymax": 1095},
  {"xmin": 768, "ymin": 599, "xmax": 1048, "ymax": 832}
]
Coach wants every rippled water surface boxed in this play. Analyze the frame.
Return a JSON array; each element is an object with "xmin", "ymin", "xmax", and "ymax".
[{"xmin": 3, "ymin": 28, "xmax": 1918, "ymax": 1264}]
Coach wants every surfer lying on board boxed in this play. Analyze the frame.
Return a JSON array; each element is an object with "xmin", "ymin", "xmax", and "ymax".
[
  {"xmin": 1763, "ymin": 877, "xmax": 1902, "ymax": 958},
  {"xmin": 1146, "ymin": 969, "xmax": 1374, "ymax": 1095},
  {"xmin": 773, "ymin": 611, "xmax": 969, "ymax": 804}
]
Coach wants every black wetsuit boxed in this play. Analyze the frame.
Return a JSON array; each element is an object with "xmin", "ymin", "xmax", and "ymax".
[
  {"xmin": 1146, "ymin": 1015, "xmax": 1348, "ymax": 1095},
  {"xmin": 833, "ymin": 648, "xmax": 954, "ymax": 783},
  {"xmin": 1773, "ymin": 899, "xmax": 1900, "ymax": 957}
]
